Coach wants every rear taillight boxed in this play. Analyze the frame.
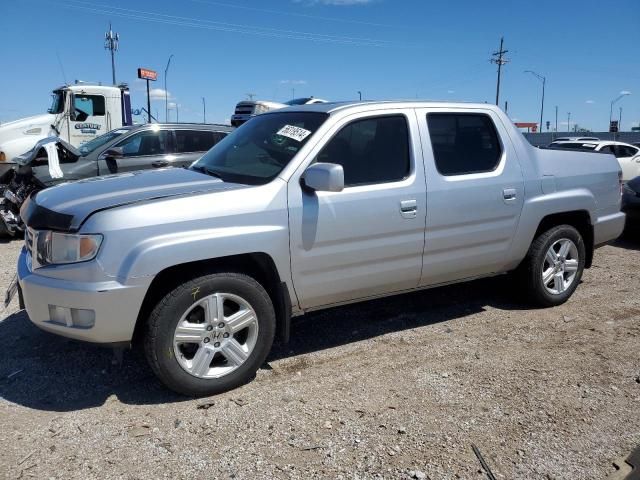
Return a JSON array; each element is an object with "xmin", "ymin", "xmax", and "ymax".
[{"xmin": 619, "ymin": 170, "xmax": 624, "ymax": 196}]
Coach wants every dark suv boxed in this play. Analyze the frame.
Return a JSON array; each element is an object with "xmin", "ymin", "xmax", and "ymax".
[{"xmin": 0, "ymin": 123, "xmax": 233, "ymax": 235}]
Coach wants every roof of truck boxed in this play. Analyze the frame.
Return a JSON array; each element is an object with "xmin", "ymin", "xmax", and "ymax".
[{"xmin": 278, "ymin": 100, "xmax": 501, "ymax": 114}]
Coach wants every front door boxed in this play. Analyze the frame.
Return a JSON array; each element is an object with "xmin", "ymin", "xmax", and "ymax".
[
  {"xmin": 288, "ymin": 111, "xmax": 427, "ymax": 309},
  {"xmin": 68, "ymin": 93, "xmax": 108, "ymax": 147},
  {"xmin": 415, "ymin": 108, "xmax": 525, "ymax": 286}
]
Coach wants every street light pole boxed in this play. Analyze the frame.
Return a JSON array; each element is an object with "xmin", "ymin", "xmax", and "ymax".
[
  {"xmin": 202, "ymin": 97, "xmax": 206, "ymax": 124},
  {"xmin": 610, "ymin": 92, "xmax": 631, "ymax": 123},
  {"xmin": 619, "ymin": 107, "xmax": 622, "ymax": 132},
  {"xmin": 164, "ymin": 54, "xmax": 174, "ymax": 123},
  {"xmin": 358, "ymin": 91, "xmax": 362, "ymax": 101},
  {"xmin": 524, "ymin": 71, "xmax": 545, "ymax": 134}
]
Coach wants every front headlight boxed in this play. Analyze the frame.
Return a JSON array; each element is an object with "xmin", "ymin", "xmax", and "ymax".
[{"xmin": 34, "ymin": 231, "xmax": 103, "ymax": 268}]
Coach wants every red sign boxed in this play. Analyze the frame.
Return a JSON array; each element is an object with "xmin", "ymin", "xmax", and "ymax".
[{"xmin": 137, "ymin": 68, "xmax": 157, "ymax": 81}]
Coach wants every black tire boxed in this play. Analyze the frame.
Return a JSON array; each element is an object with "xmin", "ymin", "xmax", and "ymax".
[
  {"xmin": 144, "ymin": 272, "xmax": 275, "ymax": 396},
  {"xmin": 520, "ymin": 224, "xmax": 586, "ymax": 307}
]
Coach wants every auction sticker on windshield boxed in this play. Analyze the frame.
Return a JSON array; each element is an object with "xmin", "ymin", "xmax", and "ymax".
[{"xmin": 276, "ymin": 125, "xmax": 312, "ymax": 142}]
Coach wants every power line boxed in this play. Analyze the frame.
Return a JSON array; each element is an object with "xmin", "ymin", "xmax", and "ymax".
[
  {"xmin": 187, "ymin": 0, "xmax": 394, "ymax": 28},
  {"xmin": 55, "ymin": 0, "xmax": 405, "ymax": 48},
  {"xmin": 490, "ymin": 36, "xmax": 509, "ymax": 106},
  {"xmin": 104, "ymin": 21, "xmax": 119, "ymax": 85}
]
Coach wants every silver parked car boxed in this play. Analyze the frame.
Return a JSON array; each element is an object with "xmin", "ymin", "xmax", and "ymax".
[{"xmin": 9, "ymin": 101, "xmax": 625, "ymax": 396}]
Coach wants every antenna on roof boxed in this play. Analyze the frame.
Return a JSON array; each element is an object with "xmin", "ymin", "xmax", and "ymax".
[
  {"xmin": 55, "ymin": 51, "xmax": 68, "ymax": 85},
  {"xmin": 104, "ymin": 22, "xmax": 120, "ymax": 86}
]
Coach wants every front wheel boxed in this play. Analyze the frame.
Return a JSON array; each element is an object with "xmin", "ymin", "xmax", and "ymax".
[
  {"xmin": 520, "ymin": 225, "xmax": 586, "ymax": 307},
  {"xmin": 144, "ymin": 272, "xmax": 275, "ymax": 396}
]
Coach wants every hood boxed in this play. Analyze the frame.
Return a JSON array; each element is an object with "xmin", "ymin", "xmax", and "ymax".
[
  {"xmin": 14, "ymin": 136, "xmax": 81, "ymax": 166},
  {"xmin": 0, "ymin": 113, "xmax": 57, "ymax": 144},
  {"xmin": 22, "ymin": 168, "xmax": 247, "ymax": 232}
]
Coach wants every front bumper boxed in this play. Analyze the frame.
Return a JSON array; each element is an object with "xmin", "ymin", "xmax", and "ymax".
[
  {"xmin": 593, "ymin": 211, "xmax": 626, "ymax": 246},
  {"xmin": 17, "ymin": 248, "xmax": 151, "ymax": 344}
]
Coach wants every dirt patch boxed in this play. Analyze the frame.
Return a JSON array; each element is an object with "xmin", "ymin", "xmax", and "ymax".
[{"xmin": 1, "ymin": 229, "xmax": 639, "ymax": 479}]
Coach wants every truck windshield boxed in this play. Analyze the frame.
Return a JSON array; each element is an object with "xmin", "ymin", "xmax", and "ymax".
[
  {"xmin": 192, "ymin": 112, "xmax": 328, "ymax": 185},
  {"xmin": 48, "ymin": 91, "xmax": 64, "ymax": 114},
  {"xmin": 78, "ymin": 128, "xmax": 130, "ymax": 155}
]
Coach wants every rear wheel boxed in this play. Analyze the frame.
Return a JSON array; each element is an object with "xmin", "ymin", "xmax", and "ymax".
[
  {"xmin": 144, "ymin": 272, "xmax": 275, "ymax": 396},
  {"xmin": 520, "ymin": 225, "xmax": 585, "ymax": 307}
]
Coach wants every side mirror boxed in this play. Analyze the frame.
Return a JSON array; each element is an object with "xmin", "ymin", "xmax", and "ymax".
[
  {"xmin": 102, "ymin": 147, "xmax": 124, "ymax": 160},
  {"xmin": 302, "ymin": 162, "xmax": 344, "ymax": 192}
]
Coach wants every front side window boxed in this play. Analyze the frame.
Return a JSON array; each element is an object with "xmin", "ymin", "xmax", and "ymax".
[
  {"xmin": 192, "ymin": 112, "xmax": 327, "ymax": 185},
  {"xmin": 175, "ymin": 130, "xmax": 227, "ymax": 153},
  {"xmin": 427, "ymin": 113, "xmax": 502, "ymax": 176},
  {"xmin": 316, "ymin": 115, "xmax": 410, "ymax": 187},
  {"xmin": 615, "ymin": 145, "xmax": 639, "ymax": 158},
  {"xmin": 48, "ymin": 91, "xmax": 65, "ymax": 114},
  {"xmin": 79, "ymin": 128, "xmax": 131, "ymax": 155},
  {"xmin": 72, "ymin": 94, "xmax": 106, "ymax": 121},
  {"xmin": 116, "ymin": 130, "xmax": 170, "ymax": 157}
]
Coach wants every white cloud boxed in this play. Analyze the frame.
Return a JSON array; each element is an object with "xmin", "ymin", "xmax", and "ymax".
[
  {"xmin": 585, "ymin": 100, "xmax": 595, "ymax": 104},
  {"xmin": 149, "ymin": 88, "xmax": 171, "ymax": 100},
  {"xmin": 447, "ymin": 90, "xmax": 455, "ymax": 94},
  {"xmin": 279, "ymin": 80, "xmax": 307, "ymax": 85},
  {"xmin": 168, "ymin": 102, "xmax": 181, "ymax": 108},
  {"xmin": 620, "ymin": 90, "xmax": 631, "ymax": 95}
]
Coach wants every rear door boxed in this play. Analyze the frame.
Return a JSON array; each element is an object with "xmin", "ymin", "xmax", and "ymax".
[
  {"xmin": 415, "ymin": 108, "xmax": 525, "ymax": 286},
  {"xmin": 172, "ymin": 129, "xmax": 228, "ymax": 167},
  {"xmin": 97, "ymin": 128, "xmax": 173, "ymax": 174},
  {"xmin": 288, "ymin": 110, "xmax": 427, "ymax": 309}
]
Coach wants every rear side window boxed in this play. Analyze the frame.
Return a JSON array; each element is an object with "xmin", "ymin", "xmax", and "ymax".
[
  {"xmin": 427, "ymin": 113, "xmax": 502, "ymax": 176},
  {"xmin": 116, "ymin": 130, "xmax": 171, "ymax": 157},
  {"xmin": 316, "ymin": 115, "xmax": 410, "ymax": 186},
  {"xmin": 175, "ymin": 130, "xmax": 227, "ymax": 153}
]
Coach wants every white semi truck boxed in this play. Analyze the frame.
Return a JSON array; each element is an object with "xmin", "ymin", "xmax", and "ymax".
[{"xmin": 0, "ymin": 83, "xmax": 132, "ymax": 174}]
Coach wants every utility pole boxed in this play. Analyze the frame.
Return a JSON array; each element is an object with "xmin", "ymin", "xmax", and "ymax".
[
  {"xmin": 246, "ymin": 93, "xmax": 256, "ymax": 100},
  {"xmin": 104, "ymin": 22, "xmax": 119, "ymax": 85},
  {"xmin": 555, "ymin": 106, "xmax": 558, "ymax": 133},
  {"xmin": 567, "ymin": 112, "xmax": 571, "ymax": 133},
  {"xmin": 202, "ymin": 97, "xmax": 206, "ymax": 123},
  {"xmin": 358, "ymin": 91, "xmax": 362, "ymax": 101},
  {"xmin": 490, "ymin": 37, "xmax": 509, "ymax": 106},
  {"xmin": 164, "ymin": 54, "xmax": 174, "ymax": 123},
  {"xmin": 524, "ymin": 70, "xmax": 545, "ymax": 134},
  {"xmin": 504, "ymin": 100, "xmax": 508, "ymax": 113},
  {"xmin": 292, "ymin": 88, "xmax": 295, "ymax": 100}
]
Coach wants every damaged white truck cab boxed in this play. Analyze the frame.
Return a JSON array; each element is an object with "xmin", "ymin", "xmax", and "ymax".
[{"xmin": 0, "ymin": 83, "xmax": 132, "ymax": 175}]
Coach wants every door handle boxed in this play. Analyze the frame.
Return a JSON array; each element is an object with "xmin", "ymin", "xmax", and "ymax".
[
  {"xmin": 400, "ymin": 199, "xmax": 417, "ymax": 218},
  {"xmin": 152, "ymin": 160, "xmax": 169, "ymax": 168},
  {"xmin": 503, "ymin": 188, "xmax": 517, "ymax": 202}
]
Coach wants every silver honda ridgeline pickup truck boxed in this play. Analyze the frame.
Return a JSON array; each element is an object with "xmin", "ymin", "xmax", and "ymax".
[{"xmin": 10, "ymin": 101, "xmax": 625, "ymax": 396}]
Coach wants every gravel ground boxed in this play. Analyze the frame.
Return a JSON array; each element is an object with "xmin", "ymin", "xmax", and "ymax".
[{"xmin": 1, "ymin": 225, "xmax": 639, "ymax": 480}]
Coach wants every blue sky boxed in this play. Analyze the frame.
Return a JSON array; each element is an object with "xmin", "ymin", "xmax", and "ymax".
[{"xmin": 1, "ymin": 0, "xmax": 638, "ymax": 132}]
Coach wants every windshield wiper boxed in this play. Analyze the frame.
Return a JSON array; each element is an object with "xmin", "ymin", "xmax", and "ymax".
[{"xmin": 192, "ymin": 165, "xmax": 225, "ymax": 181}]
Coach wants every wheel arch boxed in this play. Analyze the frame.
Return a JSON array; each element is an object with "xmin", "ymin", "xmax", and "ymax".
[
  {"xmin": 533, "ymin": 210, "xmax": 594, "ymax": 268},
  {"xmin": 132, "ymin": 252, "xmax": 292, "ymax": 347}
]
